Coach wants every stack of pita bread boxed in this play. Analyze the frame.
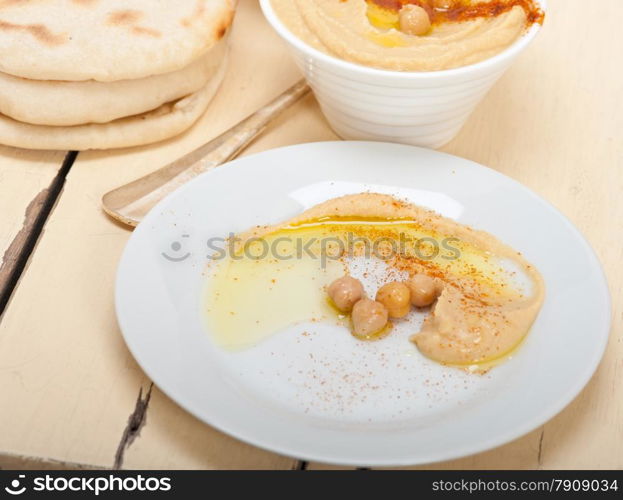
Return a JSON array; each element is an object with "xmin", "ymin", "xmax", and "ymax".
[{"xmin": 0, "ymin": 0, "xmax": 236, "ymax": 150}]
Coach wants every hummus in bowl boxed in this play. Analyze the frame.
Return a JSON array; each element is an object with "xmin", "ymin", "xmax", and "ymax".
[{"xmin": 271, "ymin": 0, "xmax": 544, "ymax": 72}]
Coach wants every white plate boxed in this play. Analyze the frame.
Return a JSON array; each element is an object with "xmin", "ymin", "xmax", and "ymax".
[{"xmin": 116, "ymin": 142, "xmax": 610, "ymax": 466}]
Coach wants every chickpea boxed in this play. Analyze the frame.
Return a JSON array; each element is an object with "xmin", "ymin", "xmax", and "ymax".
[
  {"xmin": 405, "ymin": 274, "xmax": 440, "ymax": 308},
  {"xmin": 399, "ymin": 4, "xmax": 431, "ymax": 36},
  {"xmin": 351, "ymin": 299, "xmax": 389, "ymax": 338},
  {"xmin": 376, "ymin": 282, "xmax": 411, "ymax": 319},
  {"xmin": 327, "ymin": 276, "xmax": 365, "ymax": 313}
]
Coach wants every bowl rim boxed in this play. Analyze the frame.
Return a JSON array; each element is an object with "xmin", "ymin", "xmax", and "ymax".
[{"xmin": 259, "ymin": 0, "xmax": 547, "ymax": 80}]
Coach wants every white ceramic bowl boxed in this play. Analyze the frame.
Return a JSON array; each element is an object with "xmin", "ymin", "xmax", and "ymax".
[{"xmin": 260, "ymin": 0, "xmax": 546, "ymax": 149}]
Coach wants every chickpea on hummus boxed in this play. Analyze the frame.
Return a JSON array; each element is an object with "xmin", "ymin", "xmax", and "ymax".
[
  {"xmin": 205, "ymin": 193, "xmax": 545, "ymax": 372},
  {"xmin": 271, "ymin": 0, "xmax": 544, "ymax": 71}
]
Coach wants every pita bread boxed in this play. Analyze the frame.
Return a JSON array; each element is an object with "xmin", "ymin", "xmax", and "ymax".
[
  {"xmin": 0, "ymin": 38, "xmax": 227, "ymax": 126},
  {"xmin": 0, "ymin": 0, "xmax": 236, "ymax": 81},
  {"xmin": 0, "ymin": 59, "xmax": 227, "ymax": 151}
]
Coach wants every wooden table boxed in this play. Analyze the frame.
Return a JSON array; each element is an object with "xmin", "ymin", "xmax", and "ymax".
[{"xmin": 0, "ymin": 0, "xmax": 620, "ymax": 470}]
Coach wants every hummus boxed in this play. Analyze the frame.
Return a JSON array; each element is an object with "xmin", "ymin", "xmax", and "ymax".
[
  {"xmin": 271, "ymin": 0, "xmax": 544, "ymax": 71},
  {"xmin": 205, "ymin": 193, "xmax": 545, "ymax": 371}
]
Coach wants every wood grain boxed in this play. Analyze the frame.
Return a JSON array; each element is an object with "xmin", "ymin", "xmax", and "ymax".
[
  {"xmin": 0, "ymin": 0, "xmax": 620, "ymax": 469},
  {"xmin": 0, "ymin": 148, "xmax": 68, "ymax": 309}
]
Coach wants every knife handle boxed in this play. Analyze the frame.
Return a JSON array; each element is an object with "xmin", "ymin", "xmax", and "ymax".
[{"xmin": 102, "ymin": 79, "xmax": 311, "ymax": 227}]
